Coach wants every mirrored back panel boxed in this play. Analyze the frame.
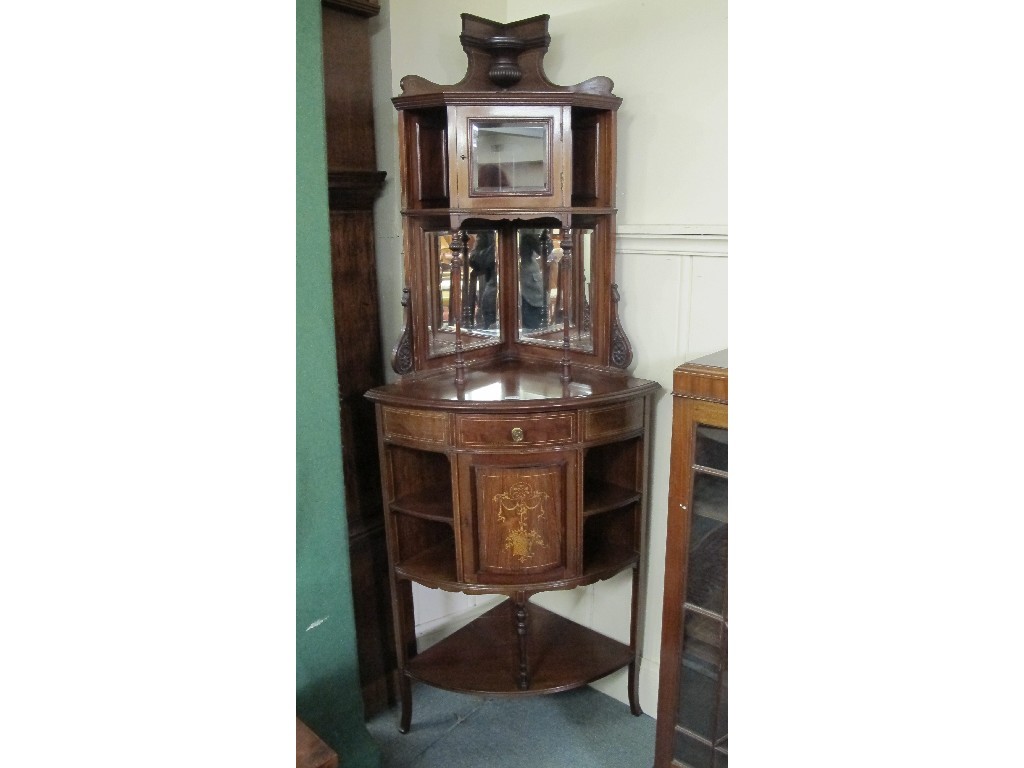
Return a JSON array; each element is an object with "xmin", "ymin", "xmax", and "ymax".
[
  {"xmin": 426, "ymin": 228, "xmax": 503, "ymax": 358},
  {"xmin": 515, "ymin": 227, "xmax": 594, "ymax": 354}
]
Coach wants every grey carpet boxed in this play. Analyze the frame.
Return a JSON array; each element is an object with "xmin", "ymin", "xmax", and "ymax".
[{"xmin": 367, "ymin": 683, "xmax": 656, "ymax": 767}]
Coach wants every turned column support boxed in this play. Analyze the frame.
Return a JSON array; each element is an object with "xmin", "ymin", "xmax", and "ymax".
[
  {"xmin": 512, "ymin": 591, "xmax": 530, "ymax": 690},
  {"xmin": 450, "ymin": 230, "xmax": 468, "ymax": 386},
  {"xmin": 559, "ymin": 228, "xmax": 573, "ymax": 383}
]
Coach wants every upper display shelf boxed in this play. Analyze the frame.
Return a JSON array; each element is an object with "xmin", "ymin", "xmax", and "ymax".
[{"xmin": 387, "ymin": 12, "xmax": 633, "ymax": 379}]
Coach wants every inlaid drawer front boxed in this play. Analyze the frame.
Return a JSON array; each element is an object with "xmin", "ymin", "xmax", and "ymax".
[
  {"xmin": 381, "ymin": 406, "xmax": 450, "ymax": 446},
  {"xmin": 457, "ymin": 413, "xmax": 576, "ymax": 448},
  {"xmin": 582, "ymin": 399, "xmax": 645, "ymax": 440}
]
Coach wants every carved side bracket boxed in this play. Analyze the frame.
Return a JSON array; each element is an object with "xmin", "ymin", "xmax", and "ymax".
[
  {"xmin": 390, "ymin": 288, "xmax": 414, "ymax": 375},
  {"xmin": 609, "ymin": 284, "xmax": 634, "ymax": 369}
]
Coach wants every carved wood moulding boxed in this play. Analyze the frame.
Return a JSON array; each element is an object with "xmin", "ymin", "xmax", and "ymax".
[
  {"xmin": 390, "ymin": 287, "xmax": 414, "ymax": 375},
  {"xmin": 394, "ymin": 13, "xmax": 621, "ymax": 108},
  {"xmin": 321, "ymin": 0, "xmax": 380, "ymax": 18},
  {"xmin": 609, "ymin": 284, "xmax": 634, "ymax": 369},
  {"xmin": 328, "ymin": 170, "xmax": 387, "ymax": 211}
]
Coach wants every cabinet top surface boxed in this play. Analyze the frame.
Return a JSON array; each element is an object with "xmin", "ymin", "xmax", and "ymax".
[
  {"xmin": 679, "ymin": 349, "xmax": 727, "ymax": 371},
  {"xmin": 672, "ymin": 349, "xmax": 728, "ymax": 402},
  {"xmin": 366, "ymin": 359, "xmax": 658, "ymax": 410}
]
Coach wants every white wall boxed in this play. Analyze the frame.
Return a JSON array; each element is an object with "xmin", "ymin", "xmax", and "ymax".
[{"xmin": 369, "ymin": 0, "xmax": 727, "ymax": 717}]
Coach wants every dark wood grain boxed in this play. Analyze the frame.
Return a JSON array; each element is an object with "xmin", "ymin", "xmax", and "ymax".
[
  {"xmin": 368, "ymin": 12, "xmax": 659, "ymax": 734},
  {"xmin": 321, "ymin": 8, "xmax": 376, "ymax": 172},
  {"xmin": 371, "ymin": 379, "xmax": 654, "ymax": 729},
  {"xmin": 406, "ymin": 601, "xmax": 633, "ymax": 695},
  {"xmin": 320, "ymin": 0, "xmax": 394, "ymax": 719},
  {"xmin": 653, "ymin": 353, "xmax": 728, "ymax": 768},
  {"xmin": 296, "ymin": 717, "xmax": 339, "ymax": 768},
  {"xmin": 322, "ymin": 0, "xmax": 378, "ymax": 16},
  {"xmin": 388, "ymin": 13, "xmax": 626, "ymax": 374}
]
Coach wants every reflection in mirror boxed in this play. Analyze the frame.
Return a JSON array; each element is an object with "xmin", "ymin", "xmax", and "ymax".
[
  {"xmin": 427, "ymin": 229, "xmax": 502, "ymax": 358},
  {"xmin": 471, "ymin": 121, "xmax": 549, "ymax": 195},
  {"xmin": 516, "ymin": 228, "xmax": 594, "ymax": 353}
]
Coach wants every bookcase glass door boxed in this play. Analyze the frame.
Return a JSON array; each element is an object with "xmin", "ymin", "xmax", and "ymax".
[{"xmin": 675, "ymin": 425, "xmax": 728, "ymax": 768}]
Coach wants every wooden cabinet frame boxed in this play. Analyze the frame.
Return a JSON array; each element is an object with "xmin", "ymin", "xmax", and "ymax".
[
  {"xmin": 366, "ymin": 12, "xmax": 658, "ymax": 735},
  {"xmin": 654, "ymin": 352, "xmax": 728, "ymax": 768}
]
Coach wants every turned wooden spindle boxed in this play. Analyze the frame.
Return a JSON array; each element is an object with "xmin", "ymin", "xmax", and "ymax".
[
  {"xmin": 539, "ymin": 229, "xmax": 552, "ymax": 328},
  {"xmin": 560, "ymin": 228, "xmax": 573, "ymax": 382},
  {"xmin": 450, "ymin": 230, "xmax": 468, "ymax": 386},
  {"xmin": 513, "ymin": 592, "xmax": 530, "ymax": 690}
]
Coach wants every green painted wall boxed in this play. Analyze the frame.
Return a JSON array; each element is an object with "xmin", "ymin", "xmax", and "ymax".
[{"xmin": 296, "ymin": 0, "xmax": 380, "ymax": 765}]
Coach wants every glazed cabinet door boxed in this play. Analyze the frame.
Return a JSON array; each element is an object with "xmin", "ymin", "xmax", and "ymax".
[
  {"xmin": 674, "ymin": 419, "xmax": 727, "ymax": 768},
  {"xmin": 456, "ymin": 450, "xmax": 578, "ymax": 585},
  {"xmin": 448, "ymin": 105, "xmax": 570, "ymax": 211},
  {"xmin": 656, "ymin": 398, "xmax": 728, "ymax": 768}
]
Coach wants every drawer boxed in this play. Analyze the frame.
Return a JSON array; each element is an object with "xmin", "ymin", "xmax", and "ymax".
[
  {"xmin": 456, "ymin": 412, "xmax": 576, "ymax": 448},
  {"xmin": 381, "ymin": 406, "xmax": 450, "ymax": 446},
  {"xmin": 582, "ymin": 399, "xmax": 645, "ymax": 440}
]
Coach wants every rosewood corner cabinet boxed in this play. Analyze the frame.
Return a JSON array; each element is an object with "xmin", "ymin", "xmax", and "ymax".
[
  {"xmin": 654, "ymin": 351, "xmax": 728, "ymax": 768},
  {"xmin": 364, "ymin": 13, "xmax": 659, "ymax": 733}
]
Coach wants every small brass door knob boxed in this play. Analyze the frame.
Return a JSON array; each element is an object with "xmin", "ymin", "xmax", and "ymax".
[{"xmin": 511, "ymin": 427, "xmax": 524, "ymax": 443}]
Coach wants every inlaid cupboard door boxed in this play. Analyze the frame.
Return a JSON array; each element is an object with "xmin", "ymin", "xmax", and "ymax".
[{"xmin": 456, "ymin": 451, "xmax": 579, "ymax": 584}]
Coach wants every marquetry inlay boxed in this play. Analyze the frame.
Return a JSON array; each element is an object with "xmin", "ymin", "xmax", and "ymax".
[{"xmin": 494, "ymin": 481, "xmax": 550, "ymax": 562}]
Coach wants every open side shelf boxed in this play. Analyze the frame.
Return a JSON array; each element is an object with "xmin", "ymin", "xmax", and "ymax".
[
  {"xmin": 390, "ymin": 491, "xmax": 455, "ymax": 523},
  {"xmin": 394, "ymin": 542, "xmax": 636, "ymax": 594},
  {"xmin": 406, "ymin": 600, "xmax": 633, "ymax": 695},
  {"xmin": 393, "ymin": 542, "xmax": 459, "ymax": 587},
  {"xmin": 583, "ymin": 542, "xmax": 639, "ymax": 577},
  {"xmin": 583, "ymin": 477, "xmax": 641, "ymax": 517}
]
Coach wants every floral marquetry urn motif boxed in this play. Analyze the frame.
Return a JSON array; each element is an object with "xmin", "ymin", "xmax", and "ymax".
[
  {"xmin": 494, "ymin": 481, "xmax": 550, "ymax": 562},
  {"xmin": 476, "ymin": 468, "xmax": 564, "ymax": 574}
]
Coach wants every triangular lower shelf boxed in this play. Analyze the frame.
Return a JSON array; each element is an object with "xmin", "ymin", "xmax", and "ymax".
[{"xmin": 406, "ymin": 600, "xmax": 633, "ymax": 695}]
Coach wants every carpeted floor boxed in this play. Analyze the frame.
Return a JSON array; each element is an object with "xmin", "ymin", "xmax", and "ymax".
[{"xmin": 367, "ymin": 682, "xmax": 656, "ymax": 768}]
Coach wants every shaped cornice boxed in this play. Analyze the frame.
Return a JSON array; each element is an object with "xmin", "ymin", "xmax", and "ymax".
[{"xmin": 392, "ymin": 14, "xmax": 621, "ymax": 111}]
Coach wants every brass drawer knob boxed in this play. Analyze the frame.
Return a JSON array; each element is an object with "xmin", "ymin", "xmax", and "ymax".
[{"xmin": 510, "ymin": 427, "xmax": 524, "ymax": 443}]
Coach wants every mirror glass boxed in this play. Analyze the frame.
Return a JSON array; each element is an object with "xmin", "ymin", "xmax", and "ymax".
[
  {"xmin": 470, "ymin": 120, "xmax": 549, "ymax": 195},
  {"xmin": 516, "ymin": 227, "xmax": 594, "ymax": 353},
  {"xmin": 426, "ymin": 229, "xmax": 502, "ymax": 358}
]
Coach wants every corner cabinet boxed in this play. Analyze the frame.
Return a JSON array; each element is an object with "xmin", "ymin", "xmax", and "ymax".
[
  {"xmin": 654, "ymin": 351, "xmax": 728, "ymax": 768},
  {"xmin": 367, "ymin": 367, "xmax": 656, "ymax": 731},
  {"xmin": 365, "ymin": 13, "xmax": 659, "ymax": 733}
]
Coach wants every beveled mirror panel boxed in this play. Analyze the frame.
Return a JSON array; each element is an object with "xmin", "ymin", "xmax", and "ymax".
[
  {"xmin": 470, "ymin": 120, "xmax": 551, "ymax": 196},
  {"xmin": 516, "ymin": 227, "xmax": 594, "ymax": 353},
  {"xmin": 426, "ymin": 229, "xmax": 502, "ymax": 358}
]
